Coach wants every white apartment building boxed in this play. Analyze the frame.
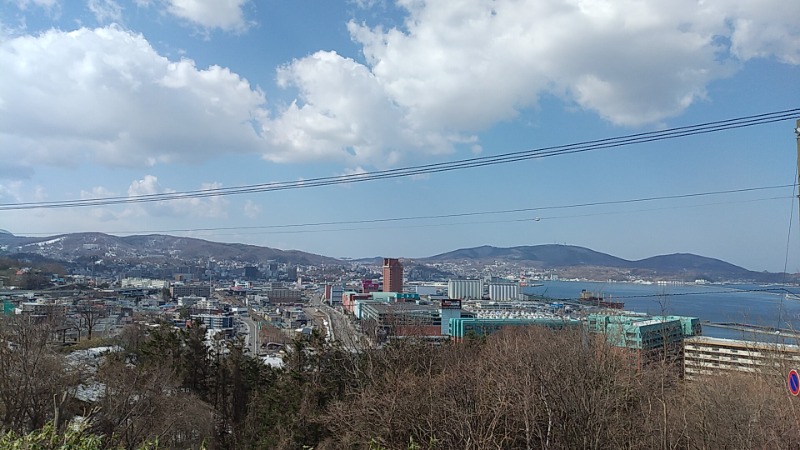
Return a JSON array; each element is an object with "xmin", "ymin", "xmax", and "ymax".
[
  {"xmin": 121, "ymin": 277, "xmax": 167, "ymax": 289},
  {"xmin": 447, "ymin": 279, "xmax": 483, "ymax": 300},
  {"xmin": 683, "ymin": 335, "xmax": 800, "ymax": 379},
  {"xmin": 488, "ymin": 282, "xmax": 520, "ymax": 301}
]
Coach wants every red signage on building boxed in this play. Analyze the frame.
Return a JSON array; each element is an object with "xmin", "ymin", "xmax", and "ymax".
[
  {"xmin": 362, "ymin": 279, "xmax": 379, "ymax": 293},
  {"xmin": 440, "ymin": 299, "xmax": 462, "ymax": 309}
]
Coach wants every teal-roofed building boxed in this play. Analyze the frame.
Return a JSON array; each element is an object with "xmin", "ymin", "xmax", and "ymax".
[
  {"xmin": 587, "ymin": 313, "xmax": 701, "ymax": 365},
  {"xmin": 3, "ymin": 299, "xmax": 14, "ymax": 315},
  {"xmin": 448, "ymin": 317, "xmax": 580, "ymax": 341},
  {"xmin": 371, "ymin": 292, "xmax": 421, "ymax": 303}
]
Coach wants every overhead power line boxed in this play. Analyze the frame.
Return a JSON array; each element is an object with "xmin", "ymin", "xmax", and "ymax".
[
  {"xmin": 24, "ymin": 185, "xmax": 793, "ymax": 237},
  {"xmin": 139, "ymin": 195, "xmax": 792, "ymax": 237},
  {"xmin": 110, "ymin": 184, "xmax": 798, "ymax": 233},
  {"xmin": 1, "ymin": 108, "xmax": 798, "ymax": 211}
]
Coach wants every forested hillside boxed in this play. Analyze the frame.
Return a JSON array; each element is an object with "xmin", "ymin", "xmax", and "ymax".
[{"xmin": 1, "ymin": 317, "xmax": 798, "ymax": 449}]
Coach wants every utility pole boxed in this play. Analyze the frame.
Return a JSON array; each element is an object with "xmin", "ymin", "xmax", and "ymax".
[
  {"xmin": 796, "ymin": 119, "xmax": 800, "ymax": 216},
  {"xmin": 779, "ymin": 120, "xmax": 800, "ymax": 327}
]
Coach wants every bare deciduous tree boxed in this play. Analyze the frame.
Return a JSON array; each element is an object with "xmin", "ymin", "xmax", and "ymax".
[
  {"xmin": 0, "ymin": 316, "xmax": 79, "ymax": 433},
  {"xmin": 76, "ymin": 300, "xmax": 105, "ymax": 341},
  {"xmin": 93, "ymin": 353, "xmax": 214, "ymax": 449}
]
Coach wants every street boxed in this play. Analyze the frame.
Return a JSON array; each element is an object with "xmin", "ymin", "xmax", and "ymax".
[
  {"xmin": 309, "ymin": 293, "xmax": 367, "ymax": 350},
  {"xmin": 240, "ymin": 315, "xmax": 259, "ymax": 355}
]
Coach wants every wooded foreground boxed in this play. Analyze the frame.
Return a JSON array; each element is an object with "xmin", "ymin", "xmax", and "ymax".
[{"xmin": 1, "ymin": 316, "xmax": 798, "ymax": 449}]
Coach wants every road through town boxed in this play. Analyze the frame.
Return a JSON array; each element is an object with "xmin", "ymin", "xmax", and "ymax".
[{"xmin": 309, "ymin": 294, "xmax": 366, "ymax": 350}]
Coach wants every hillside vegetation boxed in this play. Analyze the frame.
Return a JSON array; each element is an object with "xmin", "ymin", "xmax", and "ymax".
[{"xmin": 0, "ymin": 317, "xmax": 798, "ymax": 449}]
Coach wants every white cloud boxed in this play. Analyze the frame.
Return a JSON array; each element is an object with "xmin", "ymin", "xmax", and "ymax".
[
  {"xmin": 8, "ymin": 0, "xmax": 61, "ymax": 21},
  {"xmin": 265, "ymin": 0, "xmax": 800, "ymax": 165},
  {"xmin": 164, "ymin": 0, "xmax": 251, "ymax": 33},
  {"xmin": 66, "ymin": 177, "xmax": 230, "ymax": 221},
  {"xmin": 87, "ymin": 0, "xmax": 123, "ymax": 24},
  {"xmin": 347, "ymin": 0, "xmax": 737, "ymax": 127},
  {"xmin": 268, "ymin": 50, "xmax": 462, "ymax": 166},
  {"xmin": 0, "ymin": 26, "xmax": 266, "ymax": 172},
  {"xmin": 243, "ymin": 199, "xmax": 261, "ymax": 218},
  {"xmin": 0, "ymin": 181, "xmax": 24, "ymax": 202},
  {"xmin": 80, "ymin": 185, "xmax": 117, "ymax": 199},
  {"xmin": 80, "ymin": 185, "xmax": 123, "ymax": 221},
  {"xmin": 350, "ymin": 0, "xmax": 382, "ymax": 8},
  {"xmin": 339, "ymin": 166, "xmax": 370, "ymax": 182},
  {"xmin": 126, "ymin": 175, "xmax": 229, "ymax": 218},
  {"xmin": 1, "ymin": 2, "xmax": 799, "ymax": 174},
  {"xmin": 11, "ymin": 0, "xmax": 59, "ymax": 9},
  {"xmin": 342, "ymin": 166, "xmax": 367, "ymax": 176},
  {"xmin": 727, "ymin": 3, "xmax": 800, "ymax": 64},
  {"xmin": 131, "ymin": 0, "xmax": 251, "ymax": 32},
  {"xmin": 0, "ymin": 181, "xmax": 45, "ymax": 201}
]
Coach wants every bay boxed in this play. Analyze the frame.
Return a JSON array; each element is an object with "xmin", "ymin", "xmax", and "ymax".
[{"xmin": 524, "ymin": 280, "xmax": 800, "ymax": 343}]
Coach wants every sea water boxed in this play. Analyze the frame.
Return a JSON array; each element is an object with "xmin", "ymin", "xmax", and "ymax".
[{"xmin": 524, "ymin": 281, "xmax": 800, "ymax": 343}]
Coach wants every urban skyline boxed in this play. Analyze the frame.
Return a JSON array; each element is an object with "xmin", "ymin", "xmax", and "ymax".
[{"xmin": 1, "ymin": 1, "xmax": 799, "ymax": 272}]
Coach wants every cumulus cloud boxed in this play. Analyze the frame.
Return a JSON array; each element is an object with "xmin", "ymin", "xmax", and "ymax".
[
  {"xmin": 726, "ymin": 3, "xmax": 800, "ymax": 64},
  {"xmin": 1, "ymin": 1, "xmax": 799, "ymax": 174},
  {"xmin": 0, "ymin": 26, "xmax": 266, "ymax": 172},
  {"xmin": 164, "ymin": 0, "xmax": 251, "ymax": 32},
  {"xmin": 345, "ymin": 0, "xmax": 799, "ymax": 128},
  {"xmin": 126, "ymin": 175, "xmax": 229, "ymax": 218},
  {"xmin": 267, "ymin": 50, "xmax": 467, "ymax": 166},
  {"xmin": 266, "ymin": 0, "xmax": 800, "ymax": 163},
  {"xmin": 131, "ymin": 0, "xmax": 251, "ymax": 32}
]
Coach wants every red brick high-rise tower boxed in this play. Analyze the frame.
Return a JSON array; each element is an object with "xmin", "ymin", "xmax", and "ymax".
[{"xmin": 382, "ymin": 258, "xmax": 403, "ymax": 293}]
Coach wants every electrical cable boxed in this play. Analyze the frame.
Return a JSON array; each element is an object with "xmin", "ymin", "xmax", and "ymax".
[
  {"xmin": 0, "ymin": 108, "xmax": 797, "ymax": 211},
  {"xmin": 20, "ymin": 186, "xmax": 794, "ymax": 236}
]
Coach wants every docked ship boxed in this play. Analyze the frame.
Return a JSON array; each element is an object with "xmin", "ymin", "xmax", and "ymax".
[{"xmin": 579, "ymin": 289, "xmax": 624, "ymax": 309}]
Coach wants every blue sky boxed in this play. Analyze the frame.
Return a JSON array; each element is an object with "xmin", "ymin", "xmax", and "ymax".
[{"xmin": 1, "ymin": 0, "xmax": 799, "ymax": 272}]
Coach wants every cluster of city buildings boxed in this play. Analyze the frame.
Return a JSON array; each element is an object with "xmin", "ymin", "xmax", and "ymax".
[
  {"xmin": 3, "ymin": 254, "xmax": 800, "ymax": 381},
  {"xmin": 0, "ymin": 269, "xmax": 309, "ymax": 344},
  {"xmin": 321, "ymin": 258, "xmax": 800, "ymax": 378}
]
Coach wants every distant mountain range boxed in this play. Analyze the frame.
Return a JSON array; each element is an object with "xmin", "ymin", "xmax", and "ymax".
[
  {"xmin": 426, "ymin": 245, "xmax": 628, "ymax": 267},
  {"xmin": 0, "ymin": 232, "xmax": 790, "ymax": 282},
  {"xmin": 0, "ymin": 232, "xmax": 339, "ymax": 266},
  {"xmin": 423, "ymin": 244, "xmax": 780, "ymax": 282}
]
